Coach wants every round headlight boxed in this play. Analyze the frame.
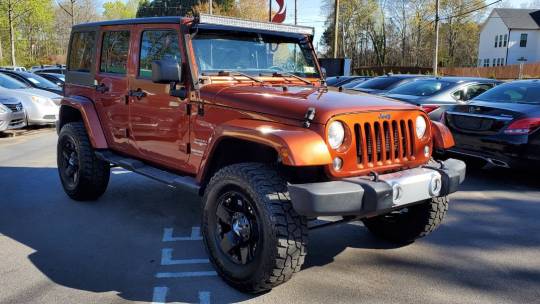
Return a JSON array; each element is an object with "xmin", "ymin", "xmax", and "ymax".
[
  {"xmin": 415, "ymin": 116, "xmax": 427, "ymax": 139},
  {"xmin": 328, "ymin": 121, "xmax": 345, "ymax": 149}
]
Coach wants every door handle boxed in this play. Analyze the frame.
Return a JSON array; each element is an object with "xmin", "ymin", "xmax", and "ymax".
[
  {"xmin": 129, "ymin": 89, "xmax": 147, "ymax": 99},
  {"xmin": 96, "ymin": 83, "xmax": 109, "ymax": 93}
]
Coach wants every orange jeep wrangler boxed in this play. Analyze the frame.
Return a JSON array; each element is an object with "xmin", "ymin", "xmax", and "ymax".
[{"xmin": 57, "ymin": 14, "xmax": 465, "ymax": 292}]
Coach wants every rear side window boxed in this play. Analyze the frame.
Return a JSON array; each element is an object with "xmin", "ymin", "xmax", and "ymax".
[
  {"xmin": 68, "ymin": 31, "xmax": 96, "ymax": 73},
  {"xmin": 100, "ymin": 31, "xmax": 130, "ymax": 75},
  {"xmin": 139, "ymin": 30, "xmax": 181, "ymax": 79}
]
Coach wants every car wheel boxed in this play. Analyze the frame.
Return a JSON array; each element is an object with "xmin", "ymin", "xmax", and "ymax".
[
  {"xmin": 57, "ymin": 122, "xmax": 110, "ymax": 201},
  {"xmin": 362, "ymin": 196, "xmax": 449, "ymax": 244},
  {"xmin": 202, "ymin": 163, "xmax": 308, "ymax": 293}
]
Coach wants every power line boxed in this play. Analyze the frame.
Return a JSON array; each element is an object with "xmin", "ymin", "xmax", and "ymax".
[{"xmin": 440, "ymin": 0, "xmax": 503, "ymax": 21}]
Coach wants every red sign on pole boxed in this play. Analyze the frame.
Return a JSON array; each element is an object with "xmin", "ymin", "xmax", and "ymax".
[{"xmin": 271, "ymin": 0, "xmax": 287, "ymax": 23}]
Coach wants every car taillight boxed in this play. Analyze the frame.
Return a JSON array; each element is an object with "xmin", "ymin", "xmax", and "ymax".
[
  {"xmin": 421, "ymin": 105, "xmax": 440, "ymax": 113},
  {"xmin": 504, "ymin": 117, "xmax": 540, "ymax": 135}
]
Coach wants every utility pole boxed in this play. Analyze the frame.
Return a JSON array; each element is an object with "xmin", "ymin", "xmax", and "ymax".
[
  {"xmin": 433, "ymin": 0, "xmax": 440, "ymax": 76},
  {"xmin": 333, "ymin": 0, "xmax": 339, "ymax": 58},
  {"xmin": 295, "ymin": 0, "xmax": 297, "ymax": 25},
  {"xmin": 269, "ymin": 0, "xmax": 272, "ymax": 22},
  {"xmin": 209, "ymin": 0, "xmax": 212, "ymax": 14}
]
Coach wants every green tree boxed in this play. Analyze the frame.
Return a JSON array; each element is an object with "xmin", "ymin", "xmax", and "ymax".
[{"xmin": 103, "ymin": 0, "xmax": 140, "ymax": 20}]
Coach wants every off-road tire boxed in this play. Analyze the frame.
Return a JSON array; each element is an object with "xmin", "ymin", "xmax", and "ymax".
[
  {"xmin": 57, "ymin": 122, "xmax": 110, "ymax": 201},
  {"xmin": 202, "ymin": 163, "xmax": 308, "ymax": 293},
  {"xmin": 362, "ymin": 196, "xmax": 449, "ymax": 244}
]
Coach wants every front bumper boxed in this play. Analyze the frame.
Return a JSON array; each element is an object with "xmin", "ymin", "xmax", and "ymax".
[
  {"xmin": 288, "ymin": 158, "xmax": 466, "ymax": 217},
  {"xmin": 0, "ymin": 110, "xmax": 26, "ymax": 131}
]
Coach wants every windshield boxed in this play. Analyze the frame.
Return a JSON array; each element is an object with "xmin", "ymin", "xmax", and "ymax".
[
  {"xmin": 388, "ymin": 80, "xmax": 453, "ymax": 96},
  {"xmin": 473, "ymin": 82, "xmax": 540, "ymax": 104},
  {"xmin": 0, "ymin": 73, "xmax": 29, "ymax": 89},
  {"xmin": 24, "ymin": 73, "xmax": 61, "ymax": 90},
  {"xmin": 353, "ymin": 77, "xmax": 402, "ymax": 90},
  {"xmin": 192, "ymin": 31, "xmax": 319, "ymax": 78}
]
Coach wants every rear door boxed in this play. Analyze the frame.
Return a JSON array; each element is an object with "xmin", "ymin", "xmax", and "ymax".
[
  {"xmin": 94, "ymin": 26, "xmax": 134, "ymax": 155},
  {"xmin": 128, "ymin": 24, "xmax": 191, "ymax": 172}
]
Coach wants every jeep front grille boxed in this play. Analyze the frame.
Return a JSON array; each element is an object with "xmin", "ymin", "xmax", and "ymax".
[{"xmin": 354, "ymin": 119, "xmax": 415, "ymax": 167}]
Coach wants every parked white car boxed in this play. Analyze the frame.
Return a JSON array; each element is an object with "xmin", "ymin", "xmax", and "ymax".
[
  {"xmin": 1, "ymin": 66, "xmax": 27, "ymax": 72},
  {"xmin": 0, "ymin": 73, "xmax": 60, "ymax": 125},
  {"xmin": 0, "ymin": 97, "xmax": 26, "ymax": 131}
]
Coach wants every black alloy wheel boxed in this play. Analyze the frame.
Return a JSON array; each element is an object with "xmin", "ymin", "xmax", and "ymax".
[
  {"xmin": 59, "ymin": 137, "xmax": 80, "ymax": 189},
  {"xmin": 215, "ymin": 190, "xmax": 260, "ymax": 265}
]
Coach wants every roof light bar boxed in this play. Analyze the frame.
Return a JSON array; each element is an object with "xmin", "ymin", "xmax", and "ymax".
[{"xmin": 197, "ymin": 14, "xmax": 314, "ymax": 36}]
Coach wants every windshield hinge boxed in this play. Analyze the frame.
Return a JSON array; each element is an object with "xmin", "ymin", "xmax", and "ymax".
[{"xmin": 303, "ymin": 107, "xmax": 316, "ymax": 128}]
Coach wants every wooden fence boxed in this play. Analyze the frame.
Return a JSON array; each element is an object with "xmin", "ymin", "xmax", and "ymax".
[
  {"xmin": 354, "ymin": 66, "xmax": 433, "ymax": 76},
  {"xmin": 438, "ymin": 63, "xmax": 540, "ymax": 80}
]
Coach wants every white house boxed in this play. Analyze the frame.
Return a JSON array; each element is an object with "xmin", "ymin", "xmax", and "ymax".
[{"xmin": 478, "ymin": 8, "xmax": 540, "ymax": 67}]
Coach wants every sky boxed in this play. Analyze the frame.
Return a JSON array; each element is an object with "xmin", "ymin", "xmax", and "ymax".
[{"xmin": 97, "ymin": 0, "xmax": 539, "ymax": 50}]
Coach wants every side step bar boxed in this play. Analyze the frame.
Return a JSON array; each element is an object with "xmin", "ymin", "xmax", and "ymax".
[{"xmin": 95, "ymin": 150, "xmax": 200, "ymax": 194}]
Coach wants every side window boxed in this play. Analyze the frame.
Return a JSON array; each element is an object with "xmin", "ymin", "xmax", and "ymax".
[
  {"xmin": 139, "ymin": 30, "xmax": 181, "ymax": 79},
  {"xmin": 68, "ymin": 31, "xmax": 96, "ymax": 73},
  {"xmin": 100, "ymin": 31, "xmax": 130, "ymax": 75},
  {"xmin": 464, "ymin": 84, "xmax": 493, "ymax": 101},
  {"xmin": 452, "ymin": 89, "xmax": 466, "ymax": 101}
]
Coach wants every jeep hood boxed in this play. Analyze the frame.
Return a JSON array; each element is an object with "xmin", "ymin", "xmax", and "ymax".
[{"xmin": 203, "ymin": 84, "xmax": 419, "ymax": 124}]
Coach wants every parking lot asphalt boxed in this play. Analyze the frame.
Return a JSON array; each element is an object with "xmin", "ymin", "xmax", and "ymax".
[{"xmin": 0, "ymin": 129, "xmax": 539, "ymax": 304}]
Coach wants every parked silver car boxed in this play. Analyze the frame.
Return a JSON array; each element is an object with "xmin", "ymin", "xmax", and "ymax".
[
  {"xmin": 0, "ymin": 97, "xmax": 26, "ymax": 131},
  {"xmin": 0, "ymin": 73, "xmax": 60, "ymax": 125}
]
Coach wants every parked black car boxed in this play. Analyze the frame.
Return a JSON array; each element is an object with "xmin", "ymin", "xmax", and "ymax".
[
  {"xmin": 36, "ymin": 73, "xmax": 65, "ymax": 87},
  {"xmin": 32, "ymin": 67, "xmax": 65, "ymax": 75},
  {"xmin": 349, "ymin": 74, "xmax": 426, "ymax": 94},
  {"xmin": 340, "ymin": 76, "xmax": 371, "ymax": 88},
  {"xmin": 443, "ymin": 80, "xmax": 540, "ymax": 169},
  {"xmin": 0, "ymin": 70, "xmax": 63, "ymax": 95},
  {"xmin": 383, "ymin": 77, "xmax": 500, "ymax": 120},
  {"xmin": 326, "ymin": 76, "xmax": 370, "ymax": 87}
]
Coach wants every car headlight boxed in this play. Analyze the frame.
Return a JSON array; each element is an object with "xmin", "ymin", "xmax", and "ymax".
[
  {"xmin": 328, "ymin": 121, "xmax": 345, "ymax": 149},
  {"xmin": 416, "ymin": 115, "xmax": 427, "ymax": 139},
  {"xmin": 31, "ymin": 95, "xmax": 52, "ymax": 106},
  {"xmin": 0, "ymin": 104, "xmax": 7, "ymax": 114}
]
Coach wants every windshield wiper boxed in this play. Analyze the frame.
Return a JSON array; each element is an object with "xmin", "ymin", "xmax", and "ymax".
[
  {"xmin": 266, "ymin": 71, "xmax": 312, "ymax": 85},
  {"xmin": 216, "ymin": 70, "xmax": 264, "ymax": 84}
]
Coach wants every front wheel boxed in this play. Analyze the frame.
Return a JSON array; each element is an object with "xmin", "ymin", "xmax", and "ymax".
[
  {"xmin": 202, "ymin": 163, "xmax": 308, "ymax": 293},
  {"xmin": 57, "ymin": 122, "xmax": 110, "ymax": 201},
  {"xmin": 362, "ymin": 196, "xmax": 449, "ymax": 244}
]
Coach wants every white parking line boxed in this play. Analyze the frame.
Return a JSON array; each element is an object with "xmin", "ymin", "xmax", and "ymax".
[
  {"xmin": 151, "ymin": 286, "xmax": 168, "ymax": 304},
  {"xmin": 161, "ymin": 248, "xmax": 210, "ymax": 265},
  {"xmin": 155, "ymin": 271, "xmax": 217, "ymax": 278},
  {"xmin": 162, "ymin": 227, "xmax": 203, "ymax": 241},
  {"xmin": 198, "ymin": 291, "xmax": 211, "ymax": 304}
]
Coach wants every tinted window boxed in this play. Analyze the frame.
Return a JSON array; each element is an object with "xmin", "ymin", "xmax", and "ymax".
[
  {"xmin": 464, "ymin": 83, "xmax": 494, "ymax": 100},
  {"xmin": 100, "ymin": 31, "xmax": 130, "ymax": 74},
  {"xmin": 474, "ymin": 82, "xmax": 540, "ymax": 104},
  {"xmin": 68, "ymin": 31, "xmax": 96, "ymax": 72},
  {"xmin": 387, "ymin": 80, "xmax": 453, "ymax": 96},
  {"xmin": 354, "ymin": 77, "xmax": 402, "ymax": 90},
  {"xmin": 24, "ymin": 73, "xmax": 61, "ymax": 90},
  {"xmin": 0, "ymin": 73, "xmax": 28, "ymax": 89},
  {"xmin": 139, "ymin": 30, "xmax": 181, "ymax": 79}
]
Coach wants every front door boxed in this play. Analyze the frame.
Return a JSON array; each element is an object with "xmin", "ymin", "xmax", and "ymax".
[
  {"xmin": 128, "ymin": 24, "xmax": 190, "ymax": 172},
  {"xmin": 94, "ymin": 26, "xmax": 133, "ymax": 154}
]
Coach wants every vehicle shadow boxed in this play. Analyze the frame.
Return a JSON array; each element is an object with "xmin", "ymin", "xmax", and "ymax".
[
  {"xmin": 0, "ymin": 166, "xmax": 252, "ymax": 303},
  {"xmin": 1, "ymin": 165, "xmax": 539, "ymax": 303}
]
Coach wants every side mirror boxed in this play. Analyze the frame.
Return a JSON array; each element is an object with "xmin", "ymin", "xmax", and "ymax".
[{"xmin": 151, "ymin": 60, "xmax": 182, "ymax": 84}]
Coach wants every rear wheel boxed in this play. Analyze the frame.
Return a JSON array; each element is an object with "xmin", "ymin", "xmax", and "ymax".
[
  {"xmin": 202, "ymin": 163, "xmax": 308, "ymax": 293},
  {"xmin": 362, "ymin": 196, "xmax": 449, "ymax": 244},
  {"xmin": 57, "ymin": 122, "xmax": 110, "ymax": 201}
]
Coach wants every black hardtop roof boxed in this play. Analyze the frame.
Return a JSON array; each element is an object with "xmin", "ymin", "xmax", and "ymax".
[{"xmin": 72, "ymin": 16, "xmax": 187, "ymax": 30}]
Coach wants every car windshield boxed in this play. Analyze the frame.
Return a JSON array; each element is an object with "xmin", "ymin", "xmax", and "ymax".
[
  {"xmin": 473, "ymin": 82, "xmax": 540, "ymax": 104},
  {"xmin": 387, "ymin": 80, "xmax": 453, "ymax": 96},
  {"xmin": 23, "ymin": 73, "xmax": 60, "ymax": 90},
  {"xmin": 353, "ymin": 77, "xmax": 402, "ymax": 90},
  {"xmin": 192, "ymin": 31, "xmax": 320, "ymax": 78},
  {"xmin": 0, "ymin": 73, "xmax": 29, "ymax": 89}
]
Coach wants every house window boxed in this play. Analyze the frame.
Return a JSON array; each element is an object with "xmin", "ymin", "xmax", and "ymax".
[
  {"xmin": 520, "ymin": 33, "xmax": 528, "ymax": 47},
  {"xmin": 501, "ymin": 58, "xmax": 505, "ymax": 66},
  {"xmin": 484, "ymin": 58, "xmax": 490, "ymax": 67},
  {"xmin": 494, "ymin": 35, "xmax": 498, "ymax": 47},
  {"xmin": 503, "ymin": 34, "xmax": 508, "ymax": 47},
  {"xmin": 492, "ymin": 58, "xmax": 496, "ymax": 66},
  {"xmin": 499, "ymin": 35, "xmax": 503, "ymax": 47},
  {"xmin": 478, "ymin": 59, "xmax": 482, "ymax": 66}
]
